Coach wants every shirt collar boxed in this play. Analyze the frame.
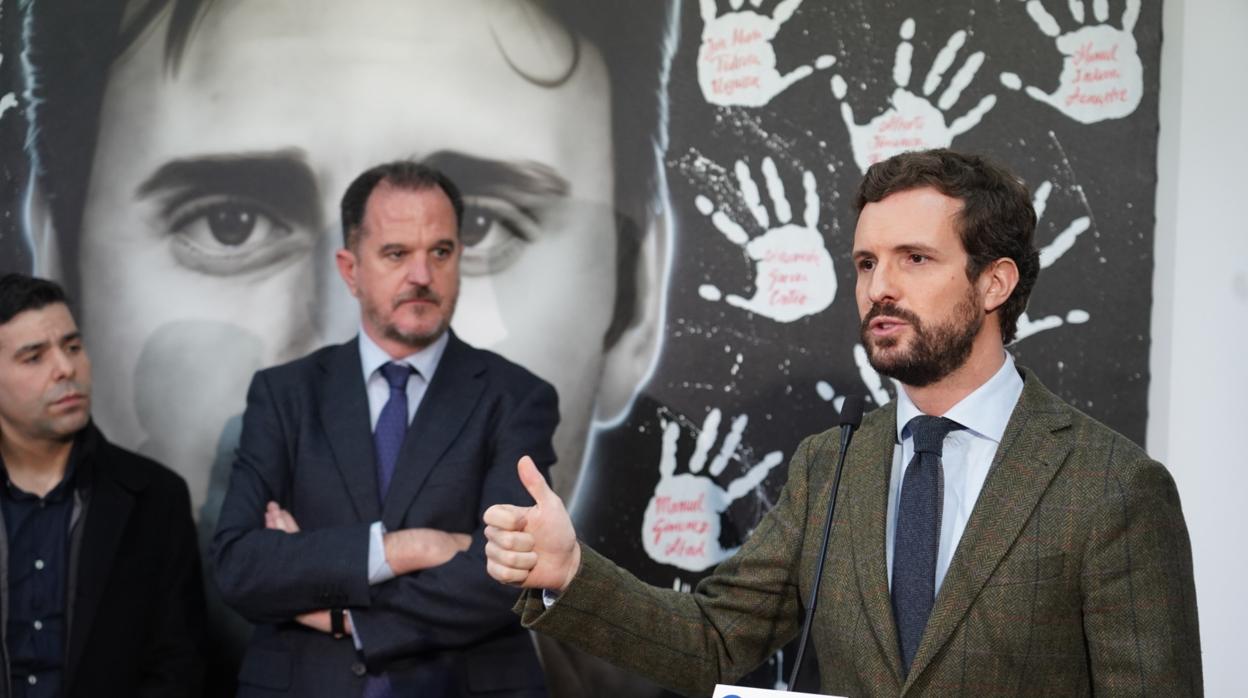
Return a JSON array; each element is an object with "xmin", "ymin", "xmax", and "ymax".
[
  {"xmin": 895, "ymin": 351, "xmax": 1024, "ymax": 444},
  {"xmin": 358, "ymin": 327, "xmax": 449, "ymax": 384},
  {"xmin": 0, "ymin": 426, "xmax": 89, "ymax": 502}
]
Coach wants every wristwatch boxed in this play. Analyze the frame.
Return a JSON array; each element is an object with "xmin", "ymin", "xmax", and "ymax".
[{"xmin": 330, "ymin": 607, "xmax": 346, "ymax": 639}]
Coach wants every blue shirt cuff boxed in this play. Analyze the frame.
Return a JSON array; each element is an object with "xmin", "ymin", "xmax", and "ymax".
[{"xmin": 367, "ymin": 521, "xmax": 396, "ymax": 584}]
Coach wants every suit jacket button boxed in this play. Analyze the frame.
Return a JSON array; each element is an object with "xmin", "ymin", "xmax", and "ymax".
[{"xmin": 351, "ymin": 661, "xmax": 367, "ymax": 677}]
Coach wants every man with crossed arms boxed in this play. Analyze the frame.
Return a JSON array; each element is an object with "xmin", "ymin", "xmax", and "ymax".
[
  {"xmin": 484, "ymin": 149, "xmax": 1202, "ymax": 696},
  {"xmin": 215, "ymin": 161, "xmax": 556, "ymax": 697}
]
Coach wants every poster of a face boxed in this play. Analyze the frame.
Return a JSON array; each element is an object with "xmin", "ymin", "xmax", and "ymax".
[{"xmin": 1, "ymin": 0, "xmax": 1161, "ymax": 693}]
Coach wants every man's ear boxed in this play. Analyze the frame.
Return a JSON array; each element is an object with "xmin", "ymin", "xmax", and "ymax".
[
  {"xmin": 334, "ymin": 247, "xmax": 360, "ymax": 298},
  {"xmin": 594, "ymin": 209, "xmax": 670, "ymax": 422},
  {"xmin": 26, "ymin": 178, "xmax": 64, "ymax": 280},
  {"xmin": 979, "ymin": 257, "xmax": 1020, "ymax": 314}
]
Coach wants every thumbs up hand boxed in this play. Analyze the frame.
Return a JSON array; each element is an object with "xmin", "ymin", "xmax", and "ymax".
[{"xmin": 484, "ymin": 456, "xmax": 581, "ymax": 592}]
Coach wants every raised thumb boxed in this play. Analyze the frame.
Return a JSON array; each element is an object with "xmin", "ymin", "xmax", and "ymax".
[{"xmin": 516, "ymin": 455, "xmax": 555, "ymax": 506}]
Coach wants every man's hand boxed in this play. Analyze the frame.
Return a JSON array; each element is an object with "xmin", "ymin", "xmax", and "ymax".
[
  {"xmin": 383, "ymin": 528, "xmax": 472, "ymax": 576},
  {"xmin": 293, "ymin": 609, "xmax": 353, "ymax": 636},
  {"xmin": 483, "ymin": 456, "xmax": 580, "ymax": 592},
  {"xmin": 265, "ymin": 500, "xmax": 301, "ymax": 532}
]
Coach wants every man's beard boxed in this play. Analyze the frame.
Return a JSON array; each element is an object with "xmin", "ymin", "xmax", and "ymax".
[
  {"xmin": 369, "ymin": 286, "xmax": 457, "ymax": 350},
  {"xmin": 860, "ymin": 288, "xmax": 982, "ymax": 388}
]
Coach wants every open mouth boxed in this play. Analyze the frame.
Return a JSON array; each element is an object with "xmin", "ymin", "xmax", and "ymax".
[{"xmin": 868, "ymin": 316, "xmax": 909, "ymax": 336}]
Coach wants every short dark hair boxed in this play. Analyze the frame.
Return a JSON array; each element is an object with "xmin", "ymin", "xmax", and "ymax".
[
  {"xmin": 0, "ymin": 273, "xmax": 69, "ymax": 325},
  {"xmin": 339, "ymin": 161, "xmax": 464, "ymax": 250},
  {"xmin": 855, "ymin": 149, "xmax": 1040, "ymax": 344}
]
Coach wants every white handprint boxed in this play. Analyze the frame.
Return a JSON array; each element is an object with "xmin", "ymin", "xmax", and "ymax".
[
  {"xmin": 642, "ymin": 408, "xmax": 784, "ymax": 572},
  {"xmin": 697, "ymin": 0, "xmax": 835, "ymax": 107},
  {"xmin": 1000, "ymin": 0, "xmax": 1143, "ymax": 123},
  {"xmin": 1014, "ymin": 180, "xmax": 1093, "ymax": 341},
  {"xmin": 831, "ymin": 18, "xmax": 997, "ymax": 174},
  {"xmin": 696, "ymin": 157, "xmax": 836, "ymax": 322}
]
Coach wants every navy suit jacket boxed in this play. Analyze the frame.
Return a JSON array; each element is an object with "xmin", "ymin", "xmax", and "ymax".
[{"xmin": 213, "ymin": 332, "xmax": 558, "ymax": 696}]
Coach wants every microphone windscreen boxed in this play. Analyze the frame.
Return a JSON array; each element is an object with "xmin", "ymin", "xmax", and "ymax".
[{"xmin": 839, "ymin": 395, "xmax": 866, "ymax": 428}]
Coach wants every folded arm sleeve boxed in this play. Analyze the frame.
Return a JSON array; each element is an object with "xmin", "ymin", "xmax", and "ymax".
[{"xmin": 212, "ymin": 371, "xmax": 373, "ymax": 622}]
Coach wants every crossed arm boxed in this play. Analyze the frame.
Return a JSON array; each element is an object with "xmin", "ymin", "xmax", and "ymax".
[
  {"xmin": 212, "ymin": 368, "xmax": 559, "ymax": 659},
  {"xmin": 262, "ymin": 502, "xmax": 469, "ymax": 635}
]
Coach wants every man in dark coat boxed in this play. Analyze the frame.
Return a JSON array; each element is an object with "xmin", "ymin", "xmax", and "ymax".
[{"xmin": 0, "ymin": 273, "xmax": 206, "ymax": 697}]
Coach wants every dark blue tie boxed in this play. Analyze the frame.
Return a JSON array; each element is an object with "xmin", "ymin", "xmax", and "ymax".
[
  {"xmin": 892, "ymin": 415, "xmax": 963, "ymax": 677},
  {"xmin": 363, "ymin": 362, "xmax": 414, "ymax": 698},
  {"xmin": 373, "ymin": 362, "xmax": 414, "ymax": 503}
]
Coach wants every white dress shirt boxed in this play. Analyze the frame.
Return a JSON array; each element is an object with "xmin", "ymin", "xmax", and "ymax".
[
  {"xmin": 885, "ymin": 351, "xmax": 1024, "ymax": 595},
  {"xmin": 357, "ymin": 328, "xmax": 448, "ymax": 431}
]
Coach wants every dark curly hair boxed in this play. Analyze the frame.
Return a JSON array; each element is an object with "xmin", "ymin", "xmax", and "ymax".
[{"xmin": 855, "ymin": 149, "xmax": 1039, "ymax": 344}]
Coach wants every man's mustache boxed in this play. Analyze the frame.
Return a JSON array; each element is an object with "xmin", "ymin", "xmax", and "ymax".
[
  {"xmin": 861, "ymin": 302, "xmax": 922, "ymax": 331},
  {"xmin": 393, "ymin": 287, "xmax": 440, "ymax": 308}
]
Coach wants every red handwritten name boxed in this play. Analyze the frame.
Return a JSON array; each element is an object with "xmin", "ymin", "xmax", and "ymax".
[
  {"xmin": 1073, "ymin": 65, "xmax": 1122, "ymax": 84},
  {"xmin": 712, "ymin": 53, "xmax": 762, "ymax": 72},
  {"xmin": 1073, "ymin": 42, "xmax": 1119, "ymax": 66},
  {"xmin": 878, "ymin": 114, "xmax": 925, "ymax": 132},
  {"xmin": 712, "ymin": 75, "xmax": 762, "ymax": 96},
  {"xmin": 872, "ymin": 135, "xmax": 925, "ymax": 151},
  {"xmin": 1064, "ymin": 86, "xmax": 1130, "ymax": 107},
  {"xmin": 663, "ymin": 536, "xmax": 707, "ymax": 559},
  {"xmin": 769, "ymin": 288, "xmax": 809, "ymax": 306},
  {"xmin": 763, "ymin": 249, "xmax": 820, "ymax": 264},
  {"xmin": 704, "ymin": 36, "xmax": 728, "ymax": 55},
  {"xmin": 655, "ymin": 494, "xmax": 706, "ymax": 515},
  {"xmin": 766, "ymin": 268, "xmax": 808, "ymax": 291},
  {"xmin": 732, "ymin": 28, "xmax": 763, "ymax": 46},
  {"xmin": 650, "ymin": 518, "xmax": 710, "ymax": 546}
]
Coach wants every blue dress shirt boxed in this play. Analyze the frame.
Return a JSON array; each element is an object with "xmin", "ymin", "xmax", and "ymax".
[{"xmin": 885, "ymin": 351, "xmax": 1025, "ymax": 594}]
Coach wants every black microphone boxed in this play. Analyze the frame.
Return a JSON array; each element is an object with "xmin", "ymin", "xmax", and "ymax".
[{"xmin": 787, "ymin": 395, "xmax": 866, "ymax": 691}]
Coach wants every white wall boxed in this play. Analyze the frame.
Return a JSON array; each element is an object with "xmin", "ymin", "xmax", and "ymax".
[{"xmin": 1151, "ymin": 0, "xmax": 1248, "ymax": 693}]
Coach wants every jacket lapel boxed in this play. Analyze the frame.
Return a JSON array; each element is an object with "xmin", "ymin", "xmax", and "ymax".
[
  {"xmin": 905, "ymin": 369, "xmax": 1073, "ymax": 687},
  {"xmin": 318, "ymin": 340, "xmax": 382, "ymax": 521},
  {"xmin": 65, "ymin": 436, "xmax": 138, "ymax": 685},
  {"xmin": 381, "ymin": 333, "xmax": 485, "ymax": 528},
  {"xmin": 846, "ymin": 402, "xmax": 905, "ymax": 681}
]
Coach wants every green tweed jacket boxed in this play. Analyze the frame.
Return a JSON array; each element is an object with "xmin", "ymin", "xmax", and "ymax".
[{"xmin": 518, "ymin": 368, "xmax": 1203, "ymax": 696}]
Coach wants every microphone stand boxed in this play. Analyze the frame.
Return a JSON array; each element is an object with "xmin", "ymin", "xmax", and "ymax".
[{"xmin": 786, "ymin": 396, "xmax": 865, "ymax": 691}]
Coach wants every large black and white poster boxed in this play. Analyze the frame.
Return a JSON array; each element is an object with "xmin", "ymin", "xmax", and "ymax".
[{"xmin": 0, "ymin": 0, "xmax": 1161, "ymax": 693}]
